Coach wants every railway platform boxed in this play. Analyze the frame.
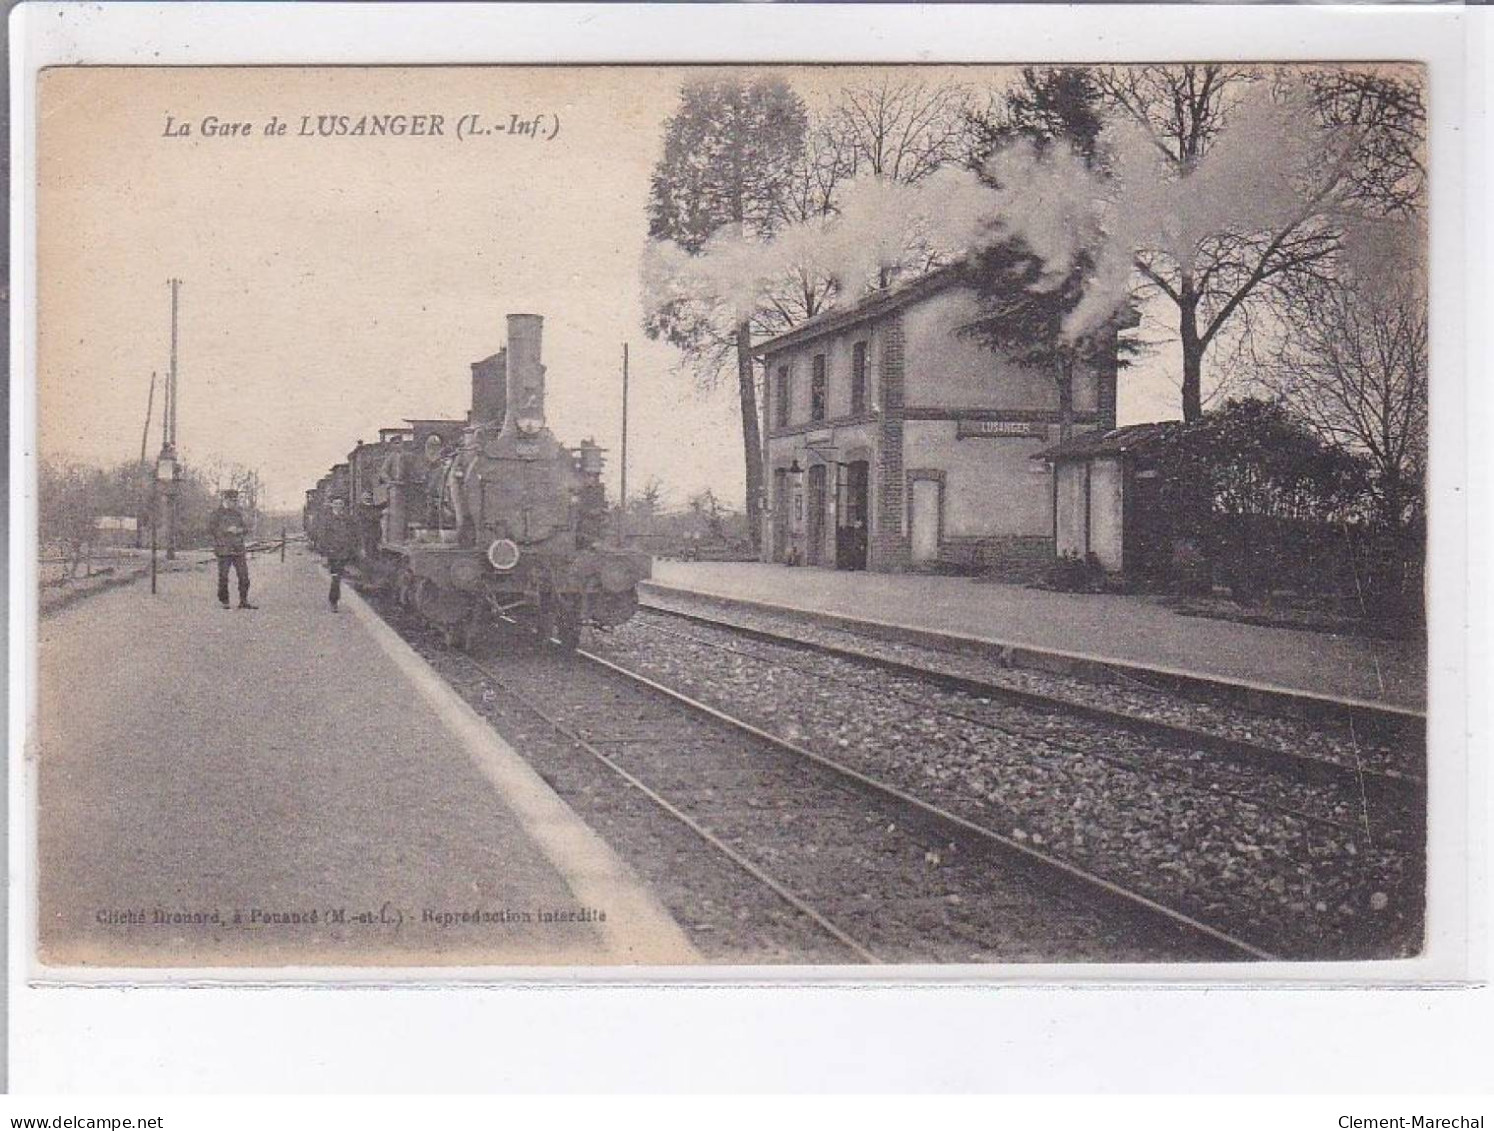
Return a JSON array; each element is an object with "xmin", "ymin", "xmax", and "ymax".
[
  {"xmin": 34, "ymin": 547, "xmax": 699, "ymax": 968},
  {"xmin": 643, "ymin": 561, "xmax": 1426, "ymax": 713}
]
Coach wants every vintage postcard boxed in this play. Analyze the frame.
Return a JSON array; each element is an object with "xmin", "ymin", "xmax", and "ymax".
[{"xmin": 27, "ymin": 58, "xmax": 1437, "ymax": 975}]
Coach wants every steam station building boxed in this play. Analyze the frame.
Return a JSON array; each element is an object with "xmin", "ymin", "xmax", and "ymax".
[{"xmin": 757, "ymin": 266, "xmax": 1121, "ymax": 574}]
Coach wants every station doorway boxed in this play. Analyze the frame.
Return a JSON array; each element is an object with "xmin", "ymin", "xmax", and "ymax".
[
  {"xmin": 835, "ymin": 460, "xmax": 869, "ymax": 570},
  {"xmin": 910, "ymin": 478, "xmax": 941, "ymax": 565},
  {"xmin": 806, "ymin": 464, "xmax": 827, "ymax": 566}
]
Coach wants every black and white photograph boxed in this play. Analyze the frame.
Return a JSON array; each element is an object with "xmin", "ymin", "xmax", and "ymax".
[{"xmin": 27, "ymin": 58, "xmax": 1433, "ymax": 971}]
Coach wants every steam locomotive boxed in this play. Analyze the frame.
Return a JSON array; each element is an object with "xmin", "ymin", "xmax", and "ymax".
[{"xmin": 305, "ymin": 313, "xmax": 649, "ymax": 650}]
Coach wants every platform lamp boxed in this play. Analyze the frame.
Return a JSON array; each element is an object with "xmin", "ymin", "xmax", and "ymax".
[
  {"xmin": 150, "ymin": 448, "xmax": 175, "ymax": 591},
  {"xmin": 158, "ymin": 447, "xmax": 182, "ymax": 561},
  {"xmin": 788, "ymin": 459, "xmax": 805, "ymax": 498}
]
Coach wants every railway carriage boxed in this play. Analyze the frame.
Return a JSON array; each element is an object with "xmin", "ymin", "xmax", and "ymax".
[{"xmin": 303, "ymin": 485, "xmax": 323, "ymax": 550}]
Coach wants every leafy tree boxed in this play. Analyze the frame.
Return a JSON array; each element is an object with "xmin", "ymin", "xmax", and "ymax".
[
  {"xmin": 967, "ymin": 67, "xmax": 1107, "ymax": 168},
  {"xmin": 645, "ymin": 76, "xmax": 808, "ymax": 551},
  {"xmin": 628, "ymin": 476, "xmax": 665, "ymax": 520},
  {"xmin": 963, "ymin": 68, "xmax": 1125, "ymax": 441},
  {"xmin": 39, "ymin": 455, "xmax": 268, "ymax": 571},
  {"xmin": 960, "ymin": 247, "xmax": 1134, "ymax": 442},
  {"xmin": 1173, "ymin": 398, "xmax": 1367, "ymax": 524},
  {"xmin": 1150, "ymin": 398, "xmax": 1370, "ymax": 599},
  {"xmin": 40, "ymin": 461, "xmax": 107, "ymax": 575},
  {"xmin": 687, "ymin": 487, "xmax": 731, "ymax": 541}
]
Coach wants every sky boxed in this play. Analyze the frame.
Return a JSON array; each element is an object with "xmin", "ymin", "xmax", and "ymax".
[{"xmin": 37, "ymin": 65, "xmax": 1190, "ymax": 512}]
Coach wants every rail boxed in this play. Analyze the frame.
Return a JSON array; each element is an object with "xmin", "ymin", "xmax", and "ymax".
[{"xmin": 572, "ymin": 645, "xmax": 1280, "ymax": 962}]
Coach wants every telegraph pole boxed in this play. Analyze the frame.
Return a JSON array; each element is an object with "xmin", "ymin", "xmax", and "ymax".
[
  {"xmin": 140, "ymin": 371, "xmax": 156, "ymax": 466},
  {"xmin": 159, "ymin": 279, "xmax": 182, "ymax": 562},
  {"xmin": 620, "ymin": 342, "xmax": 629, "ymax": 540}
]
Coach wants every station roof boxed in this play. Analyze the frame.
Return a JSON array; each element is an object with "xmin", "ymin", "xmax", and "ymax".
[
  {"xmin": 754, "ymin": 260, "xmax": 1140, "ymax": 358},
  {"xmin": 1031, "ymin": 422, "xmax": 1183, "ymax": 463},
  {"xmin": 754, "ymin": 263, "xmax": 965, "ymax": 357}
]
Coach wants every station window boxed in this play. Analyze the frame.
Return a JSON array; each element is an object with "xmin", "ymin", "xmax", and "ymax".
[
  {"xmin": 851, "ymin": 341, "xmax": 868, "ymax": 414},
  {"xmin": 811, "ymin": 354, "xmax": 827, "ymax": 422},
  {"xmin": 775, "ymin": 365, "xmax": 791, "ymax": 428}
]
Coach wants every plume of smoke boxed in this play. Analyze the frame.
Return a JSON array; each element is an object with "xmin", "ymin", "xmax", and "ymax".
[
  {"xmin": 813, "ymin": 168, "xmax": 998, "ymax": 292},
  {"xmin": 984, "ymin": 139, "xmax": 1105, "ymax": 291},
  {"xmin": 975, "ymin": 80, "xmax": 1353, "ymax": 342},
  {"xmin": 645, "ymin": 78, "xmax": 1391, "ymax": 354},
  {"xmin": 642, "ymin": 169, "xmax": 1003, "ymax": 331},
  {"xmin": 641, "ymin": 224, "xmax": 776, "ymax": 327}
]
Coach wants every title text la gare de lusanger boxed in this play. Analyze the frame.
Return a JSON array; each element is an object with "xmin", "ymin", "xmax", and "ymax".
[{"xmin": 161, "ymin": 112, "xmax": 559, "ymax": 142}]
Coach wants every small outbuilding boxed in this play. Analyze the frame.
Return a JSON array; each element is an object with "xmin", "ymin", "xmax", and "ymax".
[
  {"xmin": 1031, "ymin": 422, "xmax": 1184, "ymax": 577},
  {"xmin": 93, "ymin": 515, "xmax": 139, "ymax": 548}
]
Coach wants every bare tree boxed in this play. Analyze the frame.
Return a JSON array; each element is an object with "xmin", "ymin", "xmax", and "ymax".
[
  {"xmin": 755, "ymin": 116, "xmax": 852, "ymax": 332},
  {"xmin": 828, "ymin": 77, "xmax": 976, "ymax": 288},
  {"xmin": 1094, "ymin": 64, "xmax": 1425, "ymax": 421},
  {"xmin": 833, "ymin": 76, "xmax": 975, "ymax": 186},
  {"xmin": 40, "ymin": 460, "xmax": 104, "ymax": 577},
  {"xmin": 1268, "ymin": 271, "xmax": 1427, "ymax": 532}
]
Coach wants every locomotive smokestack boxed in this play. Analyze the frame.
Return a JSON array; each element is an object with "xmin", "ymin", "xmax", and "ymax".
[{"xmin": 506, "ymin": 314, "xmax": 545, "ymax": 435}]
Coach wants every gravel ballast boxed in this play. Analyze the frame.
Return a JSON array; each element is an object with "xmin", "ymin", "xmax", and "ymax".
[{"xmin": 594, "ymin": 610, "xmax": 1424, "ymax": 961}]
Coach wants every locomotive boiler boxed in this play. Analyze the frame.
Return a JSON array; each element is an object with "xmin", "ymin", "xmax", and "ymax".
[{"xmin": 338, "ymin": 312, "xmax": 649, "ymax": 650}]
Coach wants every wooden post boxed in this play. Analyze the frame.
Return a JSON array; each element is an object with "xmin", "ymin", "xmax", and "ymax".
[
  {"xmin": 281, "ymin": 525, "xmax": 287, "ymax": 561},
  {"xmin": 620, "ymin": 342, "xmax": 629, "ymax": 542},
  {"xmin": 150, "ymin": 498, "xmax": 158, "ymax": 595},
  {"xmin": 140, "ymin": 371, "xmax": 156, "ymax": 467}
]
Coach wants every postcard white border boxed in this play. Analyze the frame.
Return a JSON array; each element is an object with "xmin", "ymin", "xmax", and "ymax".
[{"xmin": 8, "ymin": 1, "xmax": 1489, "ymax": 1092}]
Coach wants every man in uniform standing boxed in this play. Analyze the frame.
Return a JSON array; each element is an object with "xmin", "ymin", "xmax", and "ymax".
[{"xmin": 209, "ymin": 488, "xmax": 256, "ymax": 609}]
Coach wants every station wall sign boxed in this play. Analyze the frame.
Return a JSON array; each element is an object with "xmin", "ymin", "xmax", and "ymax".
[{"xmin": 955, "ymin": 419, "xmax": 1049, "ymax": 440}]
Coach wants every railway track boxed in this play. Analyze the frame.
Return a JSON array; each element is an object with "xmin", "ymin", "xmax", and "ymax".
[
  {"xmin": 363, "ymin": 574, "xmax": 1422, "ymax": 962},
  {"xmin": 614, "ymin": 647, "xmax": 1290, "ymax": 958},
  {"xmin": 632, "ymin": 599, "xmax": 1426, "ymax": 806},
  {"xmin": 635, "ymin": 587, "xmax": 1426, "ymax": 756},
  {"xmin": 367, "ymin": 590, "xmax": 1275, "ymax": 963},
  {"xmin": 586, "ymin": 609, "xmax": 1423, "ymax": 961}
]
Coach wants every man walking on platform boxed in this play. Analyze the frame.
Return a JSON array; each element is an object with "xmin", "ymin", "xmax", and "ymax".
[
  {"xmin": 321, "ymin": 495, "xmax": 357, "ymax": 612},
  {"xmin": 209, "ymin": 488, "xmax": 256, "ymax": 609}
]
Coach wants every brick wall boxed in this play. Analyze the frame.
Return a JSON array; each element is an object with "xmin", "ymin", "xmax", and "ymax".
[
  {"xmin": 872, "ymin": 315, "xmax": 908, "ymax": 572},
  {"xmin": 1097, "ymin": 329, "xmax": 1119, "ymax": 431},
  {"xmin": 938, "ymin": 534, "xmax": 1054, "ymax": 580}
]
